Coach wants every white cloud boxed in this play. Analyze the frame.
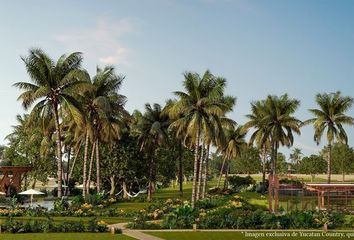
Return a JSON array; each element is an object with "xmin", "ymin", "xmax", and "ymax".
[{"xmin": 54, "ymin": 17, "xmax": 139, "ymax": 66}]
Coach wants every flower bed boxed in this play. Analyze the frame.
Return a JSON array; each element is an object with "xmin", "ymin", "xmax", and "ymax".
[
  {"xmin": 127, "ymin": 194, "xmax": 351, "ymax": 230},
  {"xmin": 0, "ymin": 217, "xmax": 109, "ymax": 233}
]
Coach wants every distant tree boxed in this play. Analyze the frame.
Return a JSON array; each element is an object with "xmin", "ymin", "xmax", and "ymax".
[
  {"xmin": 232, "ymin": 146, "xmax": 261, "ymax": 175},
  {"xmin": 289, "ymin": 148, "xmax": 303, "ymax": 172},
  {"xmin": 299, "ymin": 155, "xmax": 327, "ymax": 182},
  {"xmin": 304, "ymin": 91, "xmax": 354, "ymax": 183},
  {"xmin": 321, "ymin": 143, "xmax": 354, "ymax": 181},
  {"xmin": 276, "ymin": 152, "xmax": 287, "ymax": 174}
]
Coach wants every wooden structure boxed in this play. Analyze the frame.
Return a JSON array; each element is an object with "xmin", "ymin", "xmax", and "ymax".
[
  {"xmin": 268, "ymin": 174, "xmax": 279, "ymax": 212},
  {"xmin": 306, "ymin": 183, "xmax": 354, "ymax": 211},
  {"xmin": 0, "ymin": 166, "xmax": 32, "ymax": 195}
]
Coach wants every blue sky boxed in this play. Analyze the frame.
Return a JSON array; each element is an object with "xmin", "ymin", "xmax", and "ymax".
[{"xmin": 1, "ymin": 0, "xmax": 354, "ymax": 158}]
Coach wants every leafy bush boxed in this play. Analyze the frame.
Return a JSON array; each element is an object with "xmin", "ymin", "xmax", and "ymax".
[
  {"xmin": 54, "ymin": 198, "xmax": 69, "ymax": 211},
  {"xmin": 162, "ymin": 204, "xmax": 196, "ymax": 229},
  {"xmin": 0, "ymin": 217, "xmax": 108, "ymax": 233},
  {"xmin": 228, "ymin": 176, "xmax": 256, "ymax": 192}
]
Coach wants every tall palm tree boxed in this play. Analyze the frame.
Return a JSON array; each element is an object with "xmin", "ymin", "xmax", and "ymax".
[
  {"xmin": 81, "ymin": 66, "xmax": 128, "ymax": 194},
  {"xmin": 14, "ymin": 48, "xmax": 90, "ymax": 198},
  {"xmin": 304, "ymin": 92, "xmax": 354, "ymax": 183},
  {"xmin": 243, "ymin": 100, "xmax": 270, "ymax": 193},
  {"xmin": 169, "ymin": 70, "xmax": 235, "ymax": 208},
  {"xmin": 135, "ymin": 103, "xmax": 170, "ymax": 201},
  {"xmin": 217, "ymin": 125, "xmax": 247, "ymax": 189},
  {"xmin": 262, "ymin": 94, "xmax": 301, "ymax": 212}
]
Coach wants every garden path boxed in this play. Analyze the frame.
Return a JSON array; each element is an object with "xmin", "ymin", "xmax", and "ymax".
[{"xmin": 108, "ymin": 222, "xmax": 164, "ymax": 240}]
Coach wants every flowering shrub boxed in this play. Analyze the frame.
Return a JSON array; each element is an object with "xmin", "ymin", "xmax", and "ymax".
[
  {"xmin": 0, "ymin": 217, "xmax": 108, "ymax": 233},
  {"xmin": 0, "ymin": 208, "xmax": 23, "ymax": 217}
]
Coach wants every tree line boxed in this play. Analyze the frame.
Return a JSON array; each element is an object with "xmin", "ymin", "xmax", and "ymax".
[{"xmin": 1, "ymin": 48, "xmax": 353, "ymax": 209}]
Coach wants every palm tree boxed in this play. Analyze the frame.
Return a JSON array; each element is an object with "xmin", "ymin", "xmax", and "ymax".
[
  {"xmin": 262, "ymin": 94, "xmax": 301, "ymax": 212},
  {"xmin": 135, "ymin": 103, "xmax": 170, "ymax": 201},
  {"xmin": 169, "ymin": 70, "xmax": 235, "ymax": 208},
  {"xmin": 81, "ymin": 66, "xmax": 128, "ymax": 194},
  {"xmin": 289, "ymin": 148, "xmax": 302, "ymax": 172},
  {"xmin": 14, "ymin": 48, "xmax": 90, "ymax": 198},
  {"xmin": 304, "ymin": 92, "xmax": 354, "ymax": 183},
  {"xmin": 244, "ymin": 100, "xmax": 270, "ymax": 193},
  {"xmin": 217, "ymin": 125, "xmax": 247, "ymax": 189}
]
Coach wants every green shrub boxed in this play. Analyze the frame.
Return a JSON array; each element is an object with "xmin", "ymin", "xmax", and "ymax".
[
  {"xmin": 53, "ymin": 198, "xmax": 69, "ymax": 211},
  {"xmin": 228, "ymin": 176, "xmax": 256, "ymax": 192},
  {"xmin": 162, "ymin": 204, "xmax": 196, "ymax": 229}
]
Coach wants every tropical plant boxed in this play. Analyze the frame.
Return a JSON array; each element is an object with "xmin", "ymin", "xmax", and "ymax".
[
  {"xmin": 81, "ymin": 66, "xmax": 128, "ymax": 195},
  {"xmin": 168, "ymin": 70, "xmax": 235, "ymax": 208},
  {"xmin": 304, "ymin": 92, "xmax": 354, "ymax": 183},
  {"xmin": 14, "ymin": 48, "xmax": 90, "ymax": 197},
  {"xmin": 243, "ymin": 100, "xmax": 270, "ymax": 193},
  {"xmin": 134, "ymin": 103, "xmax": 170, "ymax": 201},
  {"xmin": 217, "ymin": 125, "xmax": 247, "ymax": 189}
]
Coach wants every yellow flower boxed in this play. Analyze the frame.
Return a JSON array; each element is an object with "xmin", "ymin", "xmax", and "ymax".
[
  {"xmin": 97, "ymin": 220, "xmax": 107, "ymax": 225},
  {"xmin": 108, "ymin": 198, "xmax": 116, "ymax": 203},
  {"xmin": 81, "ymin": 203, "xmax": 93, "ymax": 209}
]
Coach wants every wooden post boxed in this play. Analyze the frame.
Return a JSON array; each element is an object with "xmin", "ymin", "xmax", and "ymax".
[{"xmin": 193, "ymin": 224, "xmax": 197, "ymax": 232}]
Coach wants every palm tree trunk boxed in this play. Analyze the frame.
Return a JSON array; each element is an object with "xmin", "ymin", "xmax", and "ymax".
[
  {"xmin": 327, "ymin": 143, "xmax": 332, "ymax": 184},
  {"xmin": 53, "ymin": 104, "xmax": 63, "ymax": 198},
  {"xmin": 269, "ymin": 141, "xmax": 275, "ymax": 213},
  {"xmin": 147, "ymin": 156, "xmax": 154, "ymax": 202},
  {"xmin": 196, "ymin": 142, "xmax": 205, "ymax": 200},
  {"xmin": 65, "ymin": 146, "xmax": 71, "ymax": 195},
  {"xmin": 66, "ymin": 146, "xmax": 71, "ymax": 185},
  {"xmin": 83, "ymin": 131, "xmax": 89, "ymax": 197},
  {"xmin": 202, "ymin": 144, "xmax": 210, "ymax": 198},
  {"xmin": 191, "ymin": 126, "xmax": 200, "ymax": 209},
  {"xmin": 68, "ymin": 141, "xmax": 82, "ymax": 187},
  {"xmin": 273, "ymin": 141, "xmax": 279, "ymax": 212},
  {"xmin": 178, "ymin": 142, "xmax": 183, "ymax": 197},
  {"xmin": 96, "ymin": 139, "xmax": 101, "ymax": 193},
  {"xmin": 224, "ymin": 160, "xmax": 230, "ymax": 190},
  {"xmin": 262, "ymin": 145, "xmax": 267, "ymax": 194},
  {"xmin": 217, "ymin": 157, "xmax": 227, "ymax": 188},
  {"xmin": 87, "ymin": 142, "xmax": 96, "ymax": 191}
]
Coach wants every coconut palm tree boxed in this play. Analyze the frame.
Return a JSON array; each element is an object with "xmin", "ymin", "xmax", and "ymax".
[
  {"xmin": 14, "ymin": 48, "xmax": 90, "ymax": 198},
  {"xmin": 135, "ymin": 103, "xmax": 170, "ymax": 201},
  {"xmin": 304, "ymin": 92, "xmax": 354, "ymax": 183},
  {"xmin": 217, "ymin": 125, "xmax": 247, "ymax": 189},
  {"xmin": 262, "ymin": 94, "xmax": 301, "ymax": 212},
  {"xmin": 243, "ymin": 100, "xmax": 270, "ymax": 193},
  {"xmin": 169, "ymin": 70, "xmax": 235, "ymax": 208},
  {"xmin": 289, "ymin": 148, "xmax": 302, "ymax": 172},
  {"xmin": 80, "ymin": 66, "xmax": 128, "ymax": 194}
]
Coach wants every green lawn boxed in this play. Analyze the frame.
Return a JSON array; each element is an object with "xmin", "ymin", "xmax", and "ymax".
[
  {"xmin": 0, "ymin": 233, "xmax": 135, "ymax": 240},
  {"xmin": 146, "ymin": 231, "xmax": 354, "ymax": 240},
  {"xmin": 0, "ymin": 216, "xmax": 132, "ymax": 224}
]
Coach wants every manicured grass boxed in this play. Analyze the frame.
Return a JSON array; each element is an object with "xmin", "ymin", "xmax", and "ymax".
[
  {"xmin": 146, "ymin": 231, "xmax": 353, "ymax": 240},
  {"xmin": 238, "ymin": 191, "xmax": 268, "ymax": 208},
  {"xmin": 0, "ymin": 216, "xmax": 132, "ymax": 224},
  {"xmin": 115, "ymin": 202, "xmax": 151, "ymax": 211},
  {"xmin": 0, "ymin": 233, "xmax": 135, "ymax": 240}
]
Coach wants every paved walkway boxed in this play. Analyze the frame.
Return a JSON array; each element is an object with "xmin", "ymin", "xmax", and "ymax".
[{"xmin": 108, "ymin": 222, "xmax": 164, "ymax": 240}]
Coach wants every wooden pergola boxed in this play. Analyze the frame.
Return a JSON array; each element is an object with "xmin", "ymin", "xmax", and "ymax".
[
  {"xmin": 306, "ymin": 183, "xmax": 354, "ymax": 211},
  {"xmin": 0, "ymin": 166, "xmax": 32, "ymax": 194}
]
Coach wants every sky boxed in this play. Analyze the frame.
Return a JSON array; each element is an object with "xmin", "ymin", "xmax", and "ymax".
[{"xmin": 0, "ymin": 0, "xmax": 354, "ymax": 158}]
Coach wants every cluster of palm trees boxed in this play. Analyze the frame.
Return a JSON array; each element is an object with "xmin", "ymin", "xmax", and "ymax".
[
  {"xmin": 13, "ymin": 48, "xmax": 354, "ymax": 209},
  {"xmin": 15, "ymin": 49, "xmax": 128, "ymax": 198}
]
